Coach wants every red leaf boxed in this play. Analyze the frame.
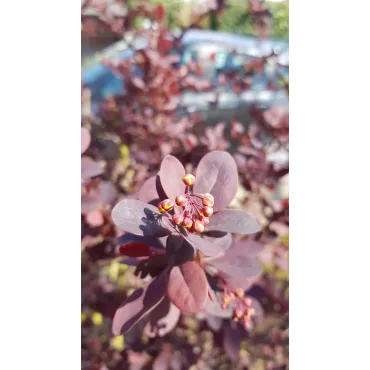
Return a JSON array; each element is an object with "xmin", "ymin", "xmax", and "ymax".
[
  {"xmin": 119, "ymin": 242, "xmax": 153, "ymax": 257},
  {"xmin": 167, "ymin": 261, "xmax": 208, "ymax": 313}
]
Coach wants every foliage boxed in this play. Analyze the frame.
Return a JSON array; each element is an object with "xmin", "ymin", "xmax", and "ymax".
[{"xmin": 81, "ymin": 0, "xmax": 289, "ymax": 369}]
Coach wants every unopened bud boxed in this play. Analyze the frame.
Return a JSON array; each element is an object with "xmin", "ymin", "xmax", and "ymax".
[
  {"xmin": 202, "ymin": 206, "xmax": 213, "ymax": 217},
  {"xmin": 234, "ymin": 288, "xmax": 244, "ymax": 298},
  {"xmin": 193, "ymin": 219, "xmax": 205, "ymax": 233},
  {"xmin": 158, "ymin": 202, "xmax": 165, "ymax": 213},
  {"xmin": 202, "ymin": 193, "xmax": 214, "ymax": 206},
  {"xmin": 175, "ymin": 195, "xmax": 187, "ymax": 207},
  {"xmin": 162, "ymin": 199, "xmax": 174, "ymax": 212},
  {"xmin": 183, "ymin": 217, "xmax": 193, "ymax": 229},
  {"xmin": 172, "ymin": 213, "xmax": 184, "ymax": 225},
  {"xmin": 182, "ymin": 173, "xmax": 195, "ymax": 186},
  {"xmin": 201, "ymin": 216, "xmax": 209, "ymax": 226}
]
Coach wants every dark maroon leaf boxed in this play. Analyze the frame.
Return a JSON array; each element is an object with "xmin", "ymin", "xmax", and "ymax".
[
  {"xmin": 166, "ymin": 234, "xmax": 195, "ymax": 266},
  {"xmin": 81, "ymin": 156, "xmax": 104, "ymax": 181},
  {"xmin": 206, "ymin": 209, "xmax": 260, "ymax": 234},
  {"xmin": 119, "ymin": 242, "xmax": 153, "ymax": 257},
  {"xmin": 135, "ymin": 255, "xmax": 168, "ymax": 278},
  {"xmin": 144, "ymin": 297, "xmax": 181, "ymax": 338},
  {"xmin": 112, "ymin": 271, "xmax": 168, "ymax": 335},
  {"xmin": 111, "ymin": 199, "xmax": 173, "ymax": 237},
  {"xmin": 139, "ymin": 176, "xmax": 159, "ymax": 204},
  {"xmin": 194, "ymin": 151, "xmax": 238, "ymax": 212},
  {"xmin": 117, "ymin": 233, "xmax": 165, "ymax": 252},
  {"xmin": 159, "ymin": 155, "xmax": 185, "ymax": 200},
  {"xmin": 186, "ymin": 233, "xmax": 223, "ymax": 257},
  {"xmin": 223, "ymin": 322, "xmax": 242, "ymax": 361},
  {"xmin": 167, "ymin": 261, "xmax": 208, "ymax": 313}
]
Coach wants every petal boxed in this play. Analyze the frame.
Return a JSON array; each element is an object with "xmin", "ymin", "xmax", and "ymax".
[
  {"xmin": 194, "ymin": 151, "xmax": 238, "ymax": 212},
  {"xmin": 111, "ymin": 199, "xmax": 173, "ymax": 237},
  {"xmin": 206, "ymin": 209, "xmax": 260, "ymax": 234},
  {"xmin": 112, "ymin": 271, "xmax": 168, "ymax": 335},
  {"xmin": 167, "ymin": 261, "xmax": 208, "ymax": 313},
  {"xmin": 166, "ymin": 234, "xmax": 195, "ymax": 266},
  {"xmin": 144, "ymin": 297, "xmax": 181, "ymax": 338},
  {"xmin": 159, "ymin": 155, "xmax": 186, "ymax": 199},
  {"xmin": 139, "ymin": 176, "xmax": 160, "ymax": 204}
]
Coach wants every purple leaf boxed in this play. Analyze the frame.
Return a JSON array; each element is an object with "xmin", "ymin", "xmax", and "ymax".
[
  {"xmin": 111, "ymin": 199, "xmax": 172, "ymax": 237},
  {"xmin": 139, "ymin": 176, "xmax": 159, "ymax": 204},
  {"xmin": 81, "ymin": 127, "xmax": 91, "ymax": 154},
  {"xmin": 204, "ymin": 294, "xmax": 233, "ymax": 318},
  {"xmin": 205, "ymin": 316, "xmax": 223, "ymax": 332},
  {"xmin": 186, "ymin": 233, "xmax": 223, "ymax": 257},
  {"xmin": 224, "ymin": 275, "xmax": 259, "ymax": 291},
  {"xmin": 223, "ymin": 322, "xmax": 242, "ymax": 361},
  {"xmin": 167, "ymin": 261, "xmax": 208, "ymax": 313},
  {"xmin": 144, "ymin": 297, "xmax": 181, "ymax": 338},
  {"xmin": 203, "ymin": 232, "xmax": 232, "ymax": 251},
  {"xmin": 166, "ymin": 234, "xmax": 195, "ymax": 266},
  {"xmin": 209, "ymin": 241, "xmax": 263, "ymax": 278},
  {"xmin": 112, "ymin": 271, "xmax": 168, "ymax": 335},
  {"xmin": 194, "ymin": 151, "xmax": 238, "ymax": 212},
  {"xmin": 206, "ymin": 209, "xmax": 260, "ymax": 234},
  {"xmin": 81, "ymin": 156, "xmax": 104, "ymax": 181},
  {"xmin": 159, "ymin": 155, "xmax": 185, "ymax": 200}
]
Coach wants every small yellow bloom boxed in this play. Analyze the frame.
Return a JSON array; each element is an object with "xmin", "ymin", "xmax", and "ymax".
[
  {"xmin": 91, "ymin": 312, "xmax": 103, "ymax": 326},
  {"xmin": 110, "ymin": 336, "xmax": 125, "ymax": 351}
]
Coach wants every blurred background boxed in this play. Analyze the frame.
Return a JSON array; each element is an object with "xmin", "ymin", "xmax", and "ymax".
[{"xmin": 81, "ymin": 0, "xmax": 289, "ymax": 369}]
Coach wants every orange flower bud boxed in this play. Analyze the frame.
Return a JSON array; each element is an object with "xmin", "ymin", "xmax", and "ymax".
[
  {"xmin": 182, "ymin": 173, "xmax": 195, "ymax": 186},
  {"xmin": 193, "ymin": 219, "xmax": 205, "ymax": 233},
  {"xmin": 162, "ymin": 199, "xmax": 174, "ymax": 212},
  {"xmin": 234, "ymin": 288, "xmax": 244, "ymax": 298},
  {"xmin": 183, "ymin": 217, "xmax": 193, "ymax": 229},
  {"xmin": 172, "ymin": 213, "xmax": 184, "ymax": 225},
  {"xmin": 201, "ymin": 216, "xmax": 209, "ymax": 226},
  {"xmin": 202, "ymin": 193, "xmax": 214, "ymax": 206},
  {"xmin": 175, "ymin": 195, "xmax": 187, "ymax": 207},
  {"xmin": 158, "ymin": 202, "xmax": 165, "ymax": 213},
  {"xmin": 202, "ymin": 206, "xmax": 213, "ymax": 217}
]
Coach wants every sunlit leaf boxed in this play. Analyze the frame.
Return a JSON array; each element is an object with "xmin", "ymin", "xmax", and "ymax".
[
  {"xmin": 159, "ymin": 155, "xmax": 185, "ymax": 200},
  {"xmin": 167, "ymin": 261, "xmax": 208, "ymax": 313},
  {"xmin": 194, "ymin": 151, "xmax": 238, "ymax": 212},
  {"xmin": 112, "ymin": 199, "xmax": 172, "ymax": 237},
  {"xmin": 206, "ymin": 209, "xmax": 260, "ymax": 234}
]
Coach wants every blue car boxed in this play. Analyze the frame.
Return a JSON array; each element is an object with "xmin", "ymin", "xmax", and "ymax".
[{"xmin": 82, "ymin": 29, "xmax": 289, "ymax": 124}]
